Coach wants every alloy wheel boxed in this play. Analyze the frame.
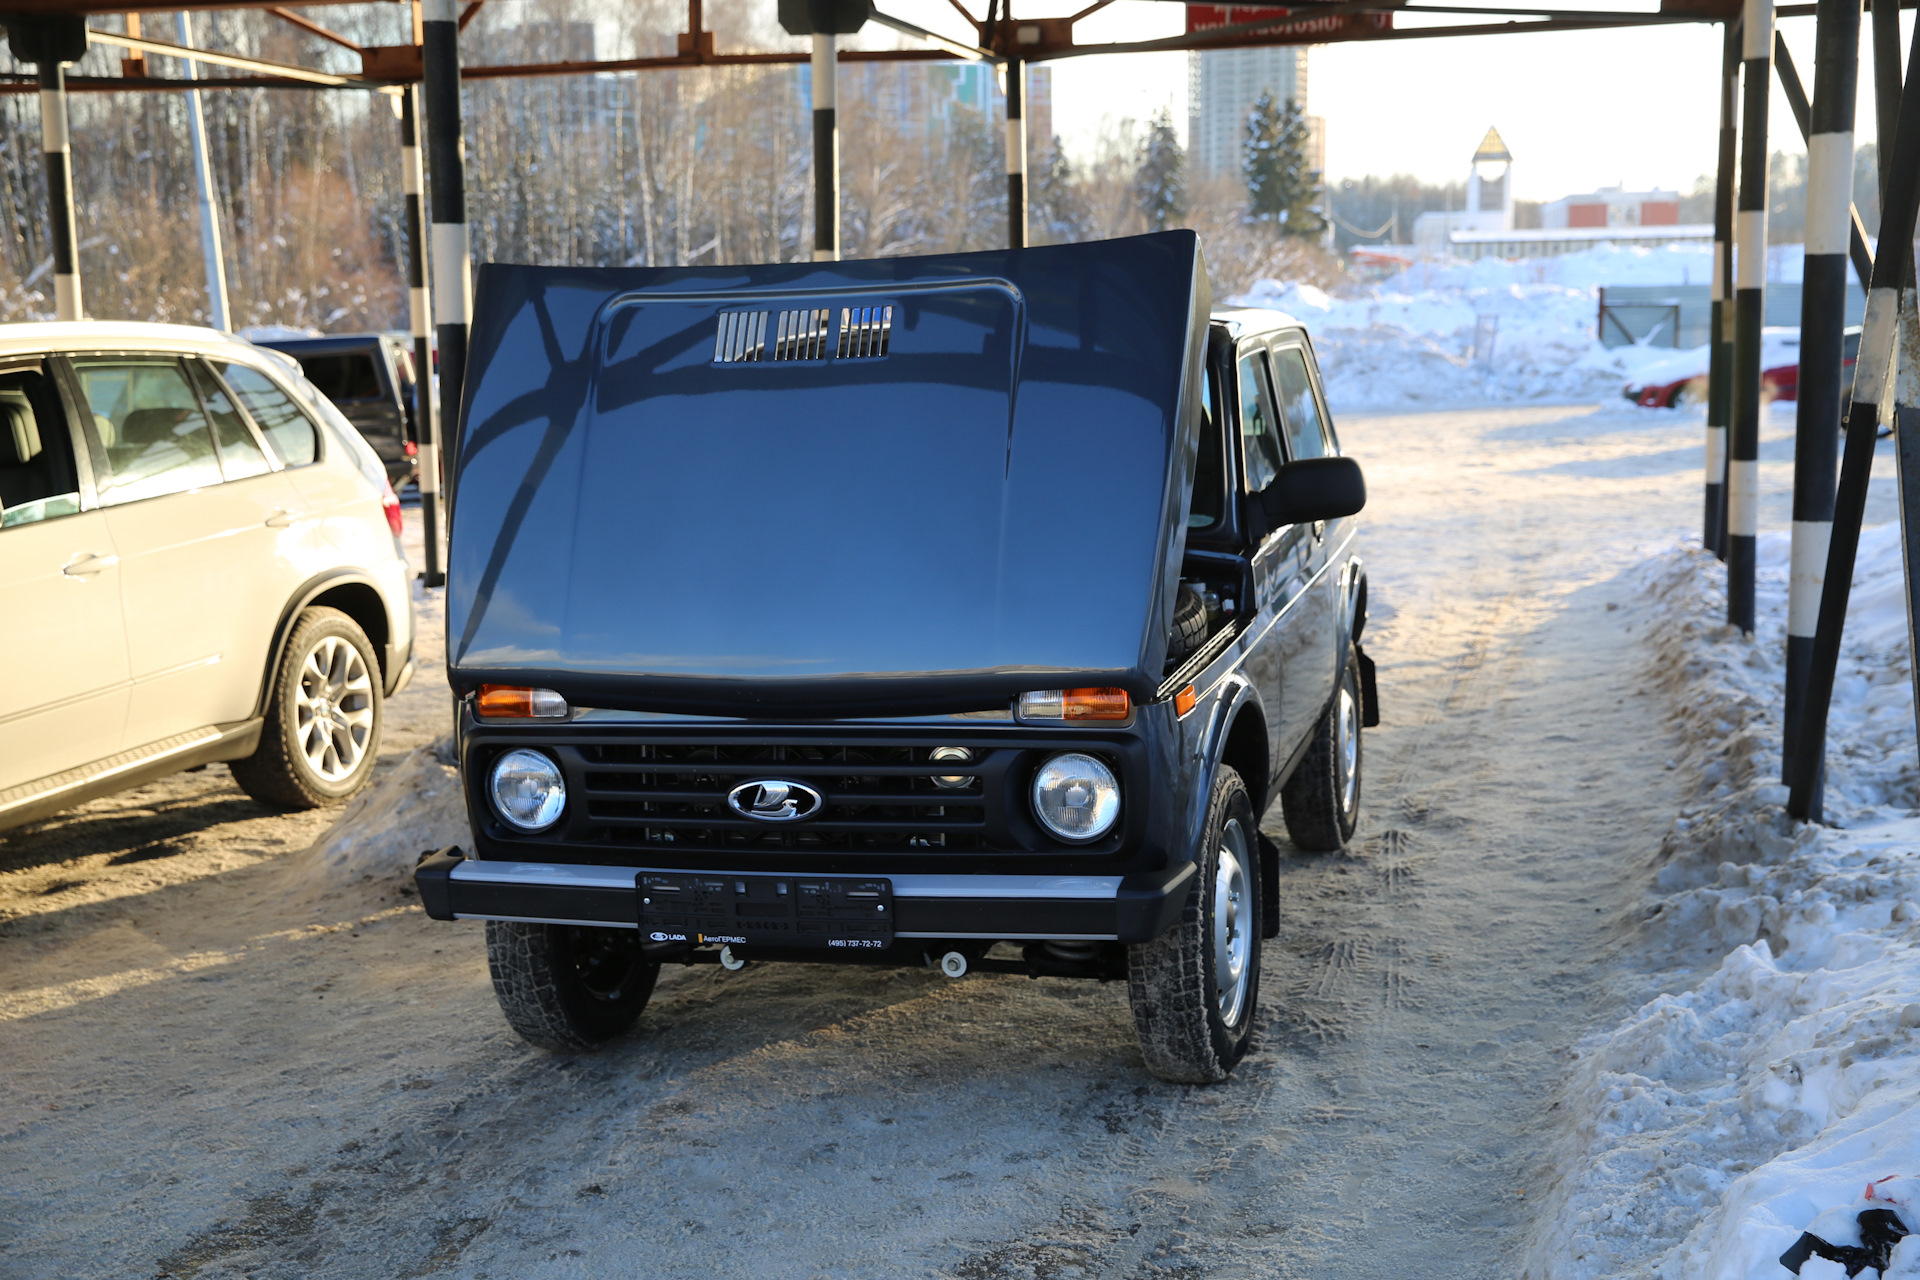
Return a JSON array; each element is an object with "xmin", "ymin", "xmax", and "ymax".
[{"xmin": 294, "ymin": 634, "xmax": 375, "ymax": 782}]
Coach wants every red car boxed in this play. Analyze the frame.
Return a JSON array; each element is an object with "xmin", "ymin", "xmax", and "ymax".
[{"xmin": 1625, "ymin": 326, "xmax": 1859, "ymax": 408}]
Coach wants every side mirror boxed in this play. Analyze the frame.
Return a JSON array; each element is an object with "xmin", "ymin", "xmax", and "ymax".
[{"xmin": 1260, "ymin": 456, "xmax": 1366, "ymax": 528}]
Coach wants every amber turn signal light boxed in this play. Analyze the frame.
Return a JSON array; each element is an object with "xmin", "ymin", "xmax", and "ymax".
[
  {"xmin": 1017, "ymin": 688, "xmax": 1131, "ymax": 722},
  {"xmin": 477, "ymin": 685, "xmax": 569, "ymax": 719},
  {"xmin": 1174, "ymin": 684, "xmax": 1198, "ymax": 718}
]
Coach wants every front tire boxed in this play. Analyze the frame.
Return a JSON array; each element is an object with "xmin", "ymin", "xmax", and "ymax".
[
  {"xmin": 1279, "ymin": 643, "xmax": 1364, "ymax": 851},
  {"xmin": 486, "ymin": 922, "xmax": 660, "ymax": 1051},
  {"xmin": 230, "ymin": 606, "xmax": 383, "ymax": 808},
  {"xmin": 1127, "ymin": 766, "xmax": 1262, "ymax": 1083}
]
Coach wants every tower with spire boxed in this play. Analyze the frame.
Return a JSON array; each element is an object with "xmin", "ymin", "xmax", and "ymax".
[{"xmin": 1411, "ymin": 126, "xmax": 1516, "ymax": 251}]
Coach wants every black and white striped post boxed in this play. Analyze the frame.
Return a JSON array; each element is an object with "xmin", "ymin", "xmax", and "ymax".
[
  {"xmin": 1782, "ymin": 0, "xmax": 1859, "ymax": 795},
  {"xmin": 1706, "ymin": 22, "xmax": 1739, "ymax": 560},
  {"xmin": 38, "ymin": 60, "xmax": 79, "ymax": 322},
  {"xmin": 1006, "ymin": 56, "xmax": 1026, "ymax": 249},
  {"xmin": 421, "ymin": 0, "xmax": 470, "ymax": 502},
  {"xmin": 400, "ymin": 85, "xmax": 444, "ymax": 588},
  {"xmin": 1728, "ymin": 0, "xmax": 1772, "ymax": 634},
  {"xmin": 812, "ymin": 33, "xmax": 839, "ymax": 262},
  {"xmin": 1786, "ymin": 15, "xmax": 1920, "ymax": 822}
]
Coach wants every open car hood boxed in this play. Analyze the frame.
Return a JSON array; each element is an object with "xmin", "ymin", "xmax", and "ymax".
[{"xmin": 445, "ymin": 231, "xmax": 1211, "ymax": 717}]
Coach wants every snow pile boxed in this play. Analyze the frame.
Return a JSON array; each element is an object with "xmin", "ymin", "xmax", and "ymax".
[
  {"xmin": 295, "ymin": 737, "xmax": 471, "ymax": 896},
  {"xmin": 1526, "ymin": 527, "xmax": 1920, "ymax": 1280},
  {"xmin": 1230, "ymin": 242, "xmax": 1807, "ymax": 412}
]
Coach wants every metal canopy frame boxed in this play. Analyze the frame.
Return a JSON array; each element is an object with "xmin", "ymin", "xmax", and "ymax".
[{"xmin": 0, "ymin": 0, "xmax": 1804, "ymax": 96}]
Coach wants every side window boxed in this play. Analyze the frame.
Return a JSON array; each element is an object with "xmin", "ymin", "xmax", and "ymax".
[
  {"xmin": 1271, "ymin": 345, "xmax": 1335, "ymax": 461},
  {"xmin": 0, "ymin": 361, "xmax": 81, "ymax": 528},
  {"xmin": 213, "ymin": 361, "xmax": 320, "ymax": 468},
  {"xmin": 74, "ymin": 358, "xmax": 225, "ymax": 506},
  {"xmin": 188, "ymin": 360, "xmax": 272, "ymax": 481},
  {"xmin": 299, "ymin": 352, "xmax": 382, "ymax": 401},
  {"xmin": 1236, "ymin": 351, "xmax": 1284, "ymax": 494},
  {"xmin": 1188, "ymin": 359, "xmax": 1224, "ymax": 531}
]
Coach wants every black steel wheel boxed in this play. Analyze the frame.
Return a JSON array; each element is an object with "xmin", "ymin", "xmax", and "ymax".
[
  {"xmin": 486, "ymin": 922, "xmax": 660, "ymax": 1051},
  {"xmin": 1126, "ymin": 765, "xmax": 1262, "ymax": 1083}
]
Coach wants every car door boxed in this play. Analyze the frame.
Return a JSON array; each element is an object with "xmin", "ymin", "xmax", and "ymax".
[
  {"xmin": 0, "ymin": 356, "xmax": 130, "ymax": 792},
  {"xmin": 1233, "ymin": 344, "xmax": 1321, "ymax": 771},
  {"xmin": 1269, "ymin": 340, "xmax": 1343, "ymax": 722},
  {"xmin": 72, "ymin": 354, "xmax": 309, "ymax": 750}
]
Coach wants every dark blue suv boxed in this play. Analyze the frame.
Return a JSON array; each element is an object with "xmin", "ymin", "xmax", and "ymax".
[{"xmin": 416, "ymin": 231, "xmax": 1376, "ymax": 1082}]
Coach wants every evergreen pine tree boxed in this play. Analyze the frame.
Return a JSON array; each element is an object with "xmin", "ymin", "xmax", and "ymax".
[
  {"xmin": 1134, "ymin": 107, "xmax": 1187, "ymax": 234},
  {"xmin": 1243, "ymin": 91, "xmax": 1325, "ymax": 238},
  {"xmin": 1032, "ymin": 135, "xmax": 1092, "ymax": 244}
]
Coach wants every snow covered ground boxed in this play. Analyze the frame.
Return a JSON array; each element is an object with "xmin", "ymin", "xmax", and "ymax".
[
  {"xmin": 1524, "ymin": 527, "xmax": 1920, "ymax": 1280},
  {"xmin": 1233, "ymin": 242, "xmax": 1809, "ymax": 412}
]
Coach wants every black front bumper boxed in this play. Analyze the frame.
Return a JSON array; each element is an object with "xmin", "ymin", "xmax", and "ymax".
[{"xmin": 415, "ymin": 848, "xmax": 1194, "ymax": 945}]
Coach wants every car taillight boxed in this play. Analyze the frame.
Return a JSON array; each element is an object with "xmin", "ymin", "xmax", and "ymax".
[{"xmin": 381, "ymin": 479, "xmax": 403, "ymax": 537}]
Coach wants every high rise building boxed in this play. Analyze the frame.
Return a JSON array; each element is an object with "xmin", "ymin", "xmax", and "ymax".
[{"xmin": 1187, "ymin": 45, "xmax": 1318, "ymax": 179}]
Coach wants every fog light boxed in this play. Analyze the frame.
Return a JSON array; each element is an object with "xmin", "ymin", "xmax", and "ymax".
[
  {"xmin": 930, "ymin": 746, "xmax": 975, "ymax": 790},
  {"xmin": 489, "ymin": 749, "xmax": 566, "ymax": 831},
  {"xmin": 1031, "ymin": 752, "xmax": 1120, "ymax": 842}
]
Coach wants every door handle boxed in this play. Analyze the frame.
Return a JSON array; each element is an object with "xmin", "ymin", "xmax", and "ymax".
[
  {"xmin": 62, "ymin": 552, "xmax": 119, "ymax": 578},
  {"xmin": 264, "ymin": 508, "xmax": 303, "ymax": 528},
  {"xmin": 1312, "ymin": 520, "xmax": 1327, "ymax": 542}
]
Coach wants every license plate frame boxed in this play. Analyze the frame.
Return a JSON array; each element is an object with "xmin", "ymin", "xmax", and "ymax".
[{"xmin": 637, "ymin": 873, "xmax": 894, "ymax": 951}]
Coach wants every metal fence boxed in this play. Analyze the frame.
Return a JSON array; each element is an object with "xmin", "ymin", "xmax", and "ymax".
[{"xmin": 1597, "ymin": 282, "xmax": 1867, "ymax": 349}]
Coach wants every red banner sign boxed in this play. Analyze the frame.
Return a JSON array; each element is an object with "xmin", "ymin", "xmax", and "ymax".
[{"xmin": 1185, "ymin": 4, "xmax": 1392, "ymax": 41}]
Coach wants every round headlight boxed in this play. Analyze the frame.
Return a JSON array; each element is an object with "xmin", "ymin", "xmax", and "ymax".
[
  {"xmin": 1031, "ymin": 752, "xmax": 1121, "ymax": 842},
  {"xmin": 489, "ymin": 749, "xmax": 566, "ymax": 831}
]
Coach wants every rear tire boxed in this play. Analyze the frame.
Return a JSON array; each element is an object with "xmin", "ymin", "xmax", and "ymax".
[
  {"xmin": 1279, "ymin": 644, "xmax": 1363, "ymax": 851},
  {"xmin": 230, "ymin": 606, "xmax": 383, "ymax": 808},
  {"xmin": 486, "ymin": 922, "xmax": 660, "ymax": 1052},
  {"xmin": 1127, "ymin": 766, "xmax": 1262, "ymax": 1083}
]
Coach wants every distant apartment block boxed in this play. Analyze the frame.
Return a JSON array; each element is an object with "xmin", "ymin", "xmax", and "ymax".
[{"xmin": 1187, "ymin": 45, "xmax": 1320, "ymax": 179}]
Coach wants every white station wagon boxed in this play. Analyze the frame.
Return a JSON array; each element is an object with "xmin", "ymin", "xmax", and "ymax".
[{"xmin": 0, "ymin": 322, "xmax": 415, "ymax": 829}]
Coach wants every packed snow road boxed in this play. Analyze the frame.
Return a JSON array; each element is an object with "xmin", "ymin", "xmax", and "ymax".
[{"xmin": 3, "ymin": 401, "xmax": 1884, "ymax": 1279}]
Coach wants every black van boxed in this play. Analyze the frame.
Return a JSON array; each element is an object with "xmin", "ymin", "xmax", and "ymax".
[
  {"xmin": 415, "ymin": 232, "xmax": 1377, "ymax": 1082},
  {"xmin": 253, "ymin": 333, "xmax": 418, "ymax": 488}
]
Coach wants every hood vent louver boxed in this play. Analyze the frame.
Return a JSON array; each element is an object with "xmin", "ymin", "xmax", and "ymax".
[
  {"xmin": 773, "ymin": 308, "xmax": 832, "ymax": 361},
  {"xmin": 837, "ymin": 306, "xmax": 892, "ymax": 359},
  {"xmin": 712, "ymin": 304, "xmax": 892, "ymax": 364},
  {"xmin": 713, "ymin": 310, "xmax": 768, "ymax": 363}
]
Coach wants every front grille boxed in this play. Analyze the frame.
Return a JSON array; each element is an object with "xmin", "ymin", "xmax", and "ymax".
[{"xmin": 578, "ymin": 742, "xmax": 991, "ymax": 855}]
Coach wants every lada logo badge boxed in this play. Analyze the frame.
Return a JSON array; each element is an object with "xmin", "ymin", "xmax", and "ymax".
[{"xmin": 727, "ymin": 780, "xmax": 823, "ymax": 823}]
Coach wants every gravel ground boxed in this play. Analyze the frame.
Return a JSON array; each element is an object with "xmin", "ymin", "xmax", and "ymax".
[{"xmin": 4, "ymin": 402, "xmax": 1889, "ymax": 1279}]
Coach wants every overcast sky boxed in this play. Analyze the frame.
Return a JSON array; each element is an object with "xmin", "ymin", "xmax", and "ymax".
[{"xmin": 878, "ymin": 0, "xmax": 1914, "ymax": 202}]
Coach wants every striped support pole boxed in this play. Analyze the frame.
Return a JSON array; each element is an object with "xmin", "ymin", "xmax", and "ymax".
[
  {"xmin": 38, "ymin": 61, "xmax": 79, "ymax": 322},
  {"xmin": 178, "ymin": 11, "xmax": 230, "ymax": 332},
  {"xmin": 1728, "ymin": 0, "xmax": 1772, "ymax": 634},
  {"xmin": 1782, "ymin": 0, "xmax": 1859, "ymax": 797},
  {"xmin": 1006, "ymin": 56, "xmax": 1027, "ymax": 249},
  {"xmin": 1706, "ymin": 22, "xmax": 1738, "ymax": 560},
  {"xmin": 1787, "ymin": 10, "xmax": 1920, "ymax": 821},
  {"xmin": 422, "ymin": 0, "xmax": 470, "ymax": 505},
  {"xmin": 401, "ymin": 85, "xmax": 444, "ymax": 589},
  {"xmin": 812, "ymin": 34, "xmax": 839, "ymax": 262}
]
